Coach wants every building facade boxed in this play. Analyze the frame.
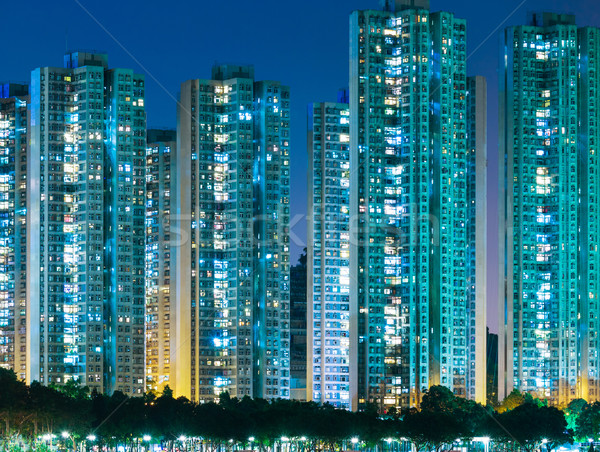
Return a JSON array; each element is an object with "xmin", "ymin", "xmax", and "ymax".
[
  {"xmin": 349, "ymin": 0, "xmax": 486, "ymax": 410},
  {"xmin": 0, "ymin": 83, "xmax": 28, "ymax": 380},
  {"xmin": 307, "ymin": 100, "xmax": 351, "ymax": 408},
  {"xmin": 499, "ymin": 13, "xmax": 600, "ymax": 404},
  {"xmin": 27, "ymin": 52, "xmax": 146, "ymax": 395},
  {"xmin": 173, "ymin": 65, "xmax": 290, "ymax": 402},
  {"xmin": 290, "ymin": 249, "xmax": 307, "ymax": 400},
  {"xmin": 145, "ymin": 128, "xmax": 176, "ymax": 394},
  {"xmin": 466, "ymin": 76, "xmax": 487, "ymax": 404}
]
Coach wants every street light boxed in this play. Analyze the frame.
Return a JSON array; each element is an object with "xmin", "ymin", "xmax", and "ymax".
[
  {"xmin": 178, "ymin": 435, "xmax": 188, "ymax": 452},
  {"xmin": 278, "ymin": 436, "xmax": 289, "ymax": 452},
  {"xmin": 482, "ymin": 437, "xmax": 490, "ymax": 452},
  {"xmin": 473, "ymin": 436, "xmax": 490, "ymax": 452},
  {"xmin": 61, "ymin": 431, "xmax": 76, "ymax": 452},
  {"xmin": 41, "ymin": 433, "xmax": 54, "ymax": 449},
  {"xmin": 87, "ymin": 434, "xmax": 97, "ymax": 442},
  {"xmin": 143, "ymin": 434, "xmax": 152, "ymax": 442}
]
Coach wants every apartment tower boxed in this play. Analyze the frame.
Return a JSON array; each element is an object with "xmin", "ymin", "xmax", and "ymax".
[
  {"xmin": 499, "ymin": 13, "xmax": 600, "ymax": 404},
  {"xmin": 349, "ymin": 0, "xmax": 486, "ymax": 409},
  {"xmin": 145, "ymin": 128, "xmax": 176, "ymax": 394},
  {"xmin": 173, "ymin": 65, "xmax": 291, "ymax": 402},
  {"xmin": 0, "ymin": 83, "xmax": 28, "ymax": 380},
  {"xmin": 307, "ymin": 96, "xmax": 352, "ymax": 408},
  {"xmin": 28, "ymin": 52, "xmax": 146, "ymax": 395}
]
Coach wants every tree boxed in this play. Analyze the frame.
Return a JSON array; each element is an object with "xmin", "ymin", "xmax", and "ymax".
[
  {"xmin": 566, "ymin": 399, "xmax": 588, "ymax": 436},
  {"xmin": 496, "ymin": 389, "xmax": 525, "ymax": 413},
  {"xmin": 51, "ymin": 378, "xmax": 90, "ymax": 401},
  {"xmin": 0, "ymin": 368, "xmax": 28, "ymax": 437},
  {"xmin": 402, "ymin": 408, "xmax": 461, "ymax": 452},
  {"xmin": 576, "ymin": 401, "xmax": 600, "ymax": 443},
  {"xmin": 419, "ymin": 385, "xmax": 488, "ymax": 441},
  {"xmin": 495, "ymin": 402, "xmax": 572, "ymax": 452}
]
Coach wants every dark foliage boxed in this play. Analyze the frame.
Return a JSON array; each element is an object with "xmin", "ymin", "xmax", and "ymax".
[{"xmin": 0, "ymin": 370, "xmax": 575, "ymax": 451}]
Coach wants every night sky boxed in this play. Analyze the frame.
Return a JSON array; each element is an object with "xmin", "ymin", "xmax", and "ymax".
[{"xmin": 3, "ymin": 0, "xmax": 599, "ymax": 332}]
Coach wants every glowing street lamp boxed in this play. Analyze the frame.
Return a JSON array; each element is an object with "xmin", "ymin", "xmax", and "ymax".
[
  {"xmin": 87, "ymin": 434, "xmax": 97, "ymax": 442},
  {"xmin": 60, "ymin": 431, "xmax": 76, "ymax": 452},
  {"xmin": 351, "ymin": 437, "xmax": 359, "ymax": 446},
  {"xmin": 481, "ymin": 437, "xmax": 490, "ymax": 452},
  {"xmin": 143, "ymin": 434, "xmax": 152, "ymax": 442}
]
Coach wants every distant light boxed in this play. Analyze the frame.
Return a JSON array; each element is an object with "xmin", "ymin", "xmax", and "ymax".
[
  {"xmin": 61, "ymin": 432, "xmax": 70, "ymax": 439},
  {"xmin": 178, "ymin": 436, "xmax": 187, "ymax": 442},
  {"xmin": 542, "ymin": 439, "xmax": 548, "ymax": 444},
  {"xmin": 42, "ymin": 434, "xmax": 52, "ymax": 441},
  {"xmin": 87, "ymin": 435, "xmax": 97, "ymax": 442},
  {"xmin": 300, "ymin": 436, "xmax": 307, "ymax": 441},
  {"xmin": 143, "ymin": 435, "xmax": 151, "ymax": 442},
  {"xmin": 281, "ymin": 437, "xmax": 289, "ymax": 442},
  {"xmin": 351, "ymin": 437, "xmax": 359, "ymax": 444},
  {"xmin": 385, "ymin": 438, "xmax": 392, "ymax": 443},
  {"xmin": 229, "ymin": 439, "xmax": 234, "ymax": 443},
  {"xmin": 249, "ymin": 437, "xmax": 255, "ymax": 442}
]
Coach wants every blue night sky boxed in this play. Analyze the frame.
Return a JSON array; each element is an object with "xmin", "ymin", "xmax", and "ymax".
[{"xmin": 3, "ymin": 0, "xmax": 599, "ymax": 332}]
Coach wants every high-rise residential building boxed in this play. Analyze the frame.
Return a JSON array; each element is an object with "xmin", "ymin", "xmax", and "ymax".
[
  {"xmin": 349, "ymin": 0, "xmax": 486, "ymax": 410},
  {"xmin": 290, "ymin": 249, "xmax": 307, "ymax": 400},
  {"xmin": 145, "ymin": 128, "xmax": 176, "ymax": 394},
  {"xmin": 0, "ymin": 83, "xmax": 29, "ymax": 380},
  {"xmin": 499, "ymin": 13, "xmax": 600, "ymax": 405},
  {"xmin": 466, "ymin": 76, "xmax": 487, "ymax": 405},
  {"xmin": 27, "ymin": 52, "xmax": 146, "ymax": 395},
  {"xmin": 307, "ymin": 98, "xmax": 351, "ymax": 408},
  {"xmin": 173, "ymin": 65, "xmax": 291, "ymax": 402}
]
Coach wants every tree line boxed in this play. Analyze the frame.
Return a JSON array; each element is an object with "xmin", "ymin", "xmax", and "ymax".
[{"xmin": 2, "ymin": 367, "xmax": 599, "ymax": 451}]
